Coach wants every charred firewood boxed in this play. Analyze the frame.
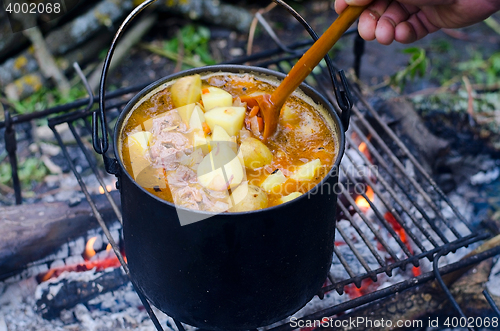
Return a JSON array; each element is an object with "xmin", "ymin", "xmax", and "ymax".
[
  {"xmin": 0, "ymin": 191, "xmax": 121, "ymax": 279},
  {"xmin": 36, "ymin": 268, "xmax": 129, "ymax": 319},
  {"xmin": 0, "ymin": 0, "xmax": 134, "ymax": 88}
]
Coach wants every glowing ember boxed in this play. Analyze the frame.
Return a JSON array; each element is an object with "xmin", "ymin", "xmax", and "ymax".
[
  {"xmin": 384, "ymin": 211, "xmax": 421, "ymax": 277},
  {"xmin": 345, "ymin": 278, "xmax": 378, "ymax": 299},
  {"xmin": 38, "ymin": 239, "xmax": 123, "ymax": 283},
  {"xmin": 38, "ymin": 256, "xmax": 122, "ymax": 283},
  {"xmin": 354, "ymin": 186, "xmax": 374, "ymax": 212},
  {"xmin": 84, "ymin": 236, "xmax": 97, "ymax": 260}
]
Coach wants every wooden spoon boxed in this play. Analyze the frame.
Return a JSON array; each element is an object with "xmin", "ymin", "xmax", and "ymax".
[{"xmin": 253, "ymin": 5, "xmax": 367, "ymax": 140}]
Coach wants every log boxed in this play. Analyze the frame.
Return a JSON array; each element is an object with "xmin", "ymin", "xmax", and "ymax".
[
  {"xmin": 2, "ymin": 32, "xmax": 114, "ymax": 98},
  {"xmin": 145, "ymin": 0, "xmax": 253, "ymax": 33},
  {"xmin": 23, "ymin": 26, "xmax": 70, "ymax": 97},
  {"xmin": 87, "ymin": 13, "xmax": 158, "ymax": 91},
  {"xmin": 36, "ymin": 268, "xmax": 129, "ymax": 319},
  {"xmin": 0, "ymin": 0, "xmax": 134, "ymax": 87},
  {"xmin": 378, "ymin": 98, "xmax": 450, "ymax": 173},
  {"xmin": 45, "ymin": 0, "xmax": 134, "ymax": 55},
  {"xmin": 0, "ymin": 191, "xmax": 121, "ymax": 279}
]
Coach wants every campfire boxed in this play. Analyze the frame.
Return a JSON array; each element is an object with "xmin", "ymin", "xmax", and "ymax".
[{"xmin": 1, "ymin": 2, "xmax": 500, "ymax": 330}]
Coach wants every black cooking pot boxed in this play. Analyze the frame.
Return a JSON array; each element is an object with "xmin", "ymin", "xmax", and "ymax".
[{"xmin": 93, "ymin": 1, "xmax": 350, "ymax": 330}]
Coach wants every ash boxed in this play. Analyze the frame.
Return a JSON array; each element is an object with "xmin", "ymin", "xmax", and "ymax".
[{"xmin": 0, "ymin": 269, "xmax": 196, "ymax": 331}]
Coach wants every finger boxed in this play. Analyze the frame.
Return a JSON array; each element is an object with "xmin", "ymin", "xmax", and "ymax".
[
  {"xmin": 394, "ymin": 22, "xmax": 418, "ymax": 43},
  {"xmin": 375, "ymin": 1, "xmax": 418, "ymax": 44},
  {"xmin": 334, "ymin": 0, "xmax": 349, "ymax": 14},
  {"xmin": 357, "ymin": 0, "xmax": 391, "ymax": 41},
  {"xmin": 394, "ymin": 15, "xmax": 424, "ymax": 43}
]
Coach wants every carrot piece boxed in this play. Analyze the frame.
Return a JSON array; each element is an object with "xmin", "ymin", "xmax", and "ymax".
[
  {"xmin": 249, "ymin": 106, "xmax": 260, "ymax": 117},
  {"xmin": 202, "ymin": 122, "xmax": 211, "ymax": 135},
  {"xmin": 202, "ymin": 88, "xmax": 210, "ymax": 94},
  {"xmin": 257, "ymin": 117, "xmax": 264, "ymax": 132},
  {"xmin": 239, "ymin": 96, "xmax": 258, "ymax": 109}
]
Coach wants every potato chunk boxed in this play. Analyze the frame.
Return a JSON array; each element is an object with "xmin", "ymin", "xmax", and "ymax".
[
  {"xmin": 204, "ymin": 106, "xmax": 245, "ymax": 136},
  {"xmin": 171, "ymin": 74, "xmax": 202, "ymax": 108},
  {"xmin": 201, "ymin": 87, "xmax": 233, "ymax": 111},
  {"xmin": 291, "ymin": 159, "xmax": 322, "ymax": 181},
  {"xmin": 128, "ymin": 131, "xmax": 152, "ymax": 153},
  {"xmin": 279, "ymin": 192, "xmax": 303, "ymax": 204},
  {"xmin": 193, "ymin": 132, "xmax": 211, "ymax": 155},
  {"xmin": 177, "ymin": 103, "xmax": 196, "ymax": 126},
  {"xmin": 261, "ymin": 170, "xmax": 287, "ymax": 193},
  {"xmin": 211, "ymin": 125, "xmax": 237, "ymax": 153},
  {"xmin": 197, "ymin": 145, "xmax": 244, "ymax": 191},
  {"xmin": 127, "ymin": 131, "xmax": 153, "ymax": 180},
  {"xmin": 229, "ymin": 182, "xmax": 268, "ymax": 212},
  {"xmin": 189, "ymin": 105, "xmax": 206, "ymax": 132},
  {"xmin": 239, "ymin": 137, "xmax": 273, "ymax": 170}
]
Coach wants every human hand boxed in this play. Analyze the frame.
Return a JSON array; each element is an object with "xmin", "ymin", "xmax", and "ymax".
[{"xmin": 335, "ymin": 0, "xmax": 500, "ymax": 45}]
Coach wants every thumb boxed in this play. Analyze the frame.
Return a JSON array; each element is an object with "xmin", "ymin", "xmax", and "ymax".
[
  {"xmin": 344, "ymin": 0, "xmax": 376, "ymax": 6},
  {"xmin": 335, "ymin": 0, "xmax": 374, "ymax": 14}
]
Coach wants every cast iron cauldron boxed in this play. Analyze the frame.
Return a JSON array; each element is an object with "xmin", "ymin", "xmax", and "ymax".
[{"xmin": 93, "ymin": 1, "xmax": 350, "ymax": 330}]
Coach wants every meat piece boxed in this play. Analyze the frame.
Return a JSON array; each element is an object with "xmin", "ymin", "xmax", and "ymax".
[
  {"xmin": 152, "ymin": 110, "xmax": 187, "ymax": 133},
  {"xmin": 172, "ymin": 185, "xmax": 203, "ymax": 210},
  {"xmin": 149, "ymin": 111, "xmax": 192, "ymax": 169},
  {"xmin": 167, "ymin": 165, "xmax": 197, "ymax": 187},
  {"xmin": 200, "ymin": 189, "xmax": 229, "ymax": 212}
]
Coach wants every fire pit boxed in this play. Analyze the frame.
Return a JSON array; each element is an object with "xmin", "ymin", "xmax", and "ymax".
[{"xmin": 1, "ymin": 4, "xmax": 500, "ymax": 331}]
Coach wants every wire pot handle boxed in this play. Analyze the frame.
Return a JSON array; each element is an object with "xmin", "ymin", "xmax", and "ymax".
[
  {"xmin": 93, "ymin": 0, "xmax": 353, "ymax": 157},
  {"xmin": 93, "ymin": 0, "xmax": 159, "ymax": 155}
]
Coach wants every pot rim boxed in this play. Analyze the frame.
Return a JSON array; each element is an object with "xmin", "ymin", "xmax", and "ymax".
[{"xmin": 113, "ymin": 64, "xmax": 346, "ymax": 216}]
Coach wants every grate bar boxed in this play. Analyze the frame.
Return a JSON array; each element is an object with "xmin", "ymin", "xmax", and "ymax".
[
  {"xmin": 349, "ymin": 120, "xmax": 451, "ymax": 244},
  {"xmin": 345, "ymin": 138, "xmax": 430, "ymax": 252},
  {"xmin": 340, "ymin": 163, "xmax": 414, "ymax": 259},
  {"xmin": 344, "ymin": 136, "xmax": 439, "ymax": 249},
  {"xmin": 351, "ymin": 107, "xmax": 464, "ymax": 239},
  {"xmin": 335, "ymin": 225, "xmax": 376, "ymax": 279},
  {"xmin": 352, "ymin": 87, "xmax": 472, "ymax": 230},
  {"xmin": 333, "ymin": 246, "xmax": 357, "ymax": 281},
  {"xmin": 433, "ymin": 250, "xmax": 475, "ymax": 331},
  {"xmin": 272, "ymin": 237, "xmax": 497, "ymax": 331},
  {"xmin": 336, "ymin": 199, "xmax": 387, "ymax": 268},
  {"xmin": 321, "ymin": 232, "xmax": 487, "ymax": 294},
  {"xmin": 68, "ymin": 121, "xmax": 123, "ymax": 223},
  {"xmin": 339, "ymin": 177, "xmax": 401, "ymax": 263}
]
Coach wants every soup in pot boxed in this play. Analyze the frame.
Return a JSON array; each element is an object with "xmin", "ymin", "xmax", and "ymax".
[{"xmin": 119, "ymin": 72, "xmax": 338, "ymax": 212}]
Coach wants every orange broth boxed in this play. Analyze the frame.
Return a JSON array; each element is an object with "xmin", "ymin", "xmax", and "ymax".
[{"xmin": 120, "ymin": 73, "xmax": 338, "ymax": 210}]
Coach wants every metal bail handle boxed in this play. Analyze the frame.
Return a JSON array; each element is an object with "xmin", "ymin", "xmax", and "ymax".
[
  {"xmin": 93, "ymin": 0, "xmax": 159, "ymax": 161},
  {"xmin": 272, "ymin": 0, "xmax": 352, "ymax": 132}
]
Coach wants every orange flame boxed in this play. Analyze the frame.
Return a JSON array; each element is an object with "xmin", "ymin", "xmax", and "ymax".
[
  {"xmin": 84, "ymin": 236, "xmax": 97, "ymax": 260},
  {"xmin": 99, "ymin": 185, "xmax": 113, "ymax": 194},
  {"xmin": 106, "ymin": 243, "xmax": 112, "ymax": 252},
  {"xmin": 354, "ymin": 186, "xmax": 374, "ymax": 212}
]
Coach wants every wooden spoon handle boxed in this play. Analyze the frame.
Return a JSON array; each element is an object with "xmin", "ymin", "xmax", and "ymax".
[{"xmin": 270, "ymin": 5, "xmax": 367, "ymax": 107}]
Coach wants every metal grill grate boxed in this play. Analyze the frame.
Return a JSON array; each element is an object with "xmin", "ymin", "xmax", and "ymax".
[{"xmin": 33, "ymin": 39, "xmax": 493, "ymax": 330}]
